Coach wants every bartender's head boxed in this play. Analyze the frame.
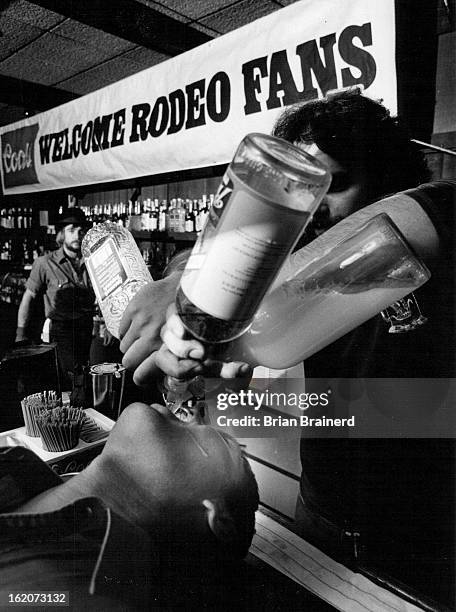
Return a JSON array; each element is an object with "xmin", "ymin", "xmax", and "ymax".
[
  {"xmin": 56, "ymin": 208, "xmax": 89, "ymax": 255},
  {"xmin": 273, "ymin": 88, "xmax": 430, "ymax": 240},
  {"xmin": 99, "ymin": 402, "xmax": 259, "ymax": 560}
]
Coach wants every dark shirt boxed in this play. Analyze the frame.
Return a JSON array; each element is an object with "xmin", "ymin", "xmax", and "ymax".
[
  {"xmin": 299, "ymin": 181, "xmax": 456, "ymax": 604},
  {"xmin": 26, "ymin": 247, "xmax": 94, "ymax": 321},
  {"xmin": 0, "ymin": 446, "xmax": 153, "ymax": 610}
]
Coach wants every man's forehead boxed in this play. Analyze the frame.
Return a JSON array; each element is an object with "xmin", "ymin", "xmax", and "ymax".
[{"xmin": 303, "ymin": 145, "xmax": 346, "ymax": 175}]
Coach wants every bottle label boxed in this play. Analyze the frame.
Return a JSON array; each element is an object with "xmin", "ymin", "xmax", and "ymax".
[
  {"xmin": 180, "ymin": 168, "xmax": 309, "ymax": 321},
  {"xmin": 86, "ymin": 236, "xmax": 129, "ymax": 303}
]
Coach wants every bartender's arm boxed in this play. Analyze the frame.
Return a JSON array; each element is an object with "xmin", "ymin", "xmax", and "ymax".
[
  {"xmin": 284, "ymin": 187, "xmax": 440, "ymax": 280},
  {"xmin": 15, "ymin": 288, "xmax": 36, "ymax": 343},
  {"xmin": 16, "ymin": 254, "xmax": 47, "ymax": 343}
]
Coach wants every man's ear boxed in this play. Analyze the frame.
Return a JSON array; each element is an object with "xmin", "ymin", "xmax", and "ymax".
[{"xmin": 202, "ymin": 499, "xmax": 238, "ymax": 543}]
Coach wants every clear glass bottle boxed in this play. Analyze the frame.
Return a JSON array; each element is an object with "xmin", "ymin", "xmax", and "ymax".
[
  {"xmin": 230, "ymin": 213, "xmax": 430, "ymax": 368},
  {"xmin": 185, "ymin": 200, "xmax": 194, "ymax": 233},
  {"xmin": 175, "ymin": 132, "xmax": 331, "ymax": 344},
  {"xmin": 81, "ymin": 222, "xmax": 152, "ymax": 338}
]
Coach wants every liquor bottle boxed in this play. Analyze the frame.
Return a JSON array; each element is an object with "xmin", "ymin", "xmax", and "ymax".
[
  {"xmin": 177, "ymin": 198, "xmax": 187, "ymax": 233},
  {"xmin": 191, "ymin": 199, "xmax": 199, "ymax": 232},
  {"xmin": 175, "ymin": 133, "xmax": 330, "ymax": 344},
  {"xmin": 158, "ymin": 201, "xmax": 167, "ymax": 232},
  {"xmin": 6, "ymin": 209, "xmax": 13, "ymax": 229},
  {"xmin": 149, "ymin": 201, "xmax": 159, "ymax": 232},
  {"xmin": 118, "ymin": 202, "xmax": 126, "ymax": 227},
  {"xmin": 24, "ymin": 207, "xmax": 30, "ymax": 229},
  {"xmin": 198, "ymin": 197, "xmax": 209, "ymax": 232},
  {"xmin": 229, "ymin": 213, "xmax": 431, "ymax": 368},
  {"xmin": 167, "ymin": 198, "xmax": 178, "ymax": 232},
  {"xmin": 81, "ymin": 222, "xmax": 152, "ymax": 338},
  {"xmin": 126, "ymin": 200, "xmax": 133, "ymax": 221},
  {"xmin": 141, "ymin": 200, "xmax": 150, "ymax": 231},
  {"xmin": 111, "ymin": 203, "xmax": 119, "ymax": 225},
  {"xmin": 185, "ymin": 200, "xmax": 195, "ymax": 233}
]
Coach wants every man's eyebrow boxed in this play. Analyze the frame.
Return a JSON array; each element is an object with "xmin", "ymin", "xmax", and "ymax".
[
  {"xmin": 214, "ymin": 428, "xmax": 234, "ymax": 451},
  {"xmin": 184, "ymin": 427, "xmax": 209, "ymax": 457},
  {"xmin": 184, "ymin": 425, "xmax": 245, "ymax": 461},
  {"xmin": 214, "ymin": 429, "xmax": 247, "ymax": 460}
]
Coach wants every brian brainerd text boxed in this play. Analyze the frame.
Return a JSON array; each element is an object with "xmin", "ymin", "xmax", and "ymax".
[{"xmin": 216, "ymin": 415, "xmax": 356, "ymax": 427}]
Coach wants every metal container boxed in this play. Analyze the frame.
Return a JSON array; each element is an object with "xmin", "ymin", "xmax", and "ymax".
[{"xmin": 89, "ymin": 362, "xmax": 126, "ymax": 419}]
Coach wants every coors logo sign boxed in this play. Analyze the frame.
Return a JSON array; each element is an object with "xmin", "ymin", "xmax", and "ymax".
[{"xmin": 1, "ymin": 124, "xmax": 40, "ymax": 188}]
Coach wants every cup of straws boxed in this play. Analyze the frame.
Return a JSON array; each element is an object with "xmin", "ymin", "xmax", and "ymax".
[
  {"xmin": 35, "ymin": 406, "xmax": 85, "ymax": 452},
  {"xmin": 21, "ymin": 390, "xmax": 62, "ymax": 437}
]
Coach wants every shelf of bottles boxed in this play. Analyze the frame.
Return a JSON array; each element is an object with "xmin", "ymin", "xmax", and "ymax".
[
  {"xmin": 0, "ymin": 207, "xmax": 33, "ymax": 230},
  {"xmin": 79, "ymin": 194, "xmax": 214, "ymax": 279},
  {"xmin": 79, "ymin": 193, "xmax": 213, "ymax": 236},
  {"xmin": 0, "ymin": 206, "xmax": 49, "ymax": 268}
]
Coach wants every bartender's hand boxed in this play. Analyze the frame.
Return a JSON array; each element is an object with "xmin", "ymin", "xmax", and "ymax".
[
  {"xmin": 119, "ymin": 273, "xmax": 180, "ymax": 371},
  {"xmin": 132, "ymin": 304, "xmax": 253, "ymax": 388}
]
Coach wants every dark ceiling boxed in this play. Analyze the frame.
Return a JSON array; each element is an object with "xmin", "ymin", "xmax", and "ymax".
[{"xmin": 0, "ymin": 0, "xmax": 297, "ymax": 127}]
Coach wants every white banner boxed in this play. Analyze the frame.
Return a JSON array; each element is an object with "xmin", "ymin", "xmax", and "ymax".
[{"xmin": 0, "ymin": 0, "xmax": 396, "ymax": 195}]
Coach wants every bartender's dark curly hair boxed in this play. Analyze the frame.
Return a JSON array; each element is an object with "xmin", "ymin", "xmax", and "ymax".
[{"xmin": 273, "ymin": 90, "xmax": 431, "ymax": 200}]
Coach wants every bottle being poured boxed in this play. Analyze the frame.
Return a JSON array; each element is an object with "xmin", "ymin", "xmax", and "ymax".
[
  {"xmin": 82, "ymin": 221, "xmax": 152, "ymax": 338},
  {"xmin": 170, "ymin": 132, "xmax": 330, "ymax": 410}
]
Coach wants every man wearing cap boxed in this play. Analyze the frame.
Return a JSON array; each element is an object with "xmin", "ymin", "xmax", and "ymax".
[{"xmin": 15, "ymin": 208, "xmax": 95, "ymax": 391}]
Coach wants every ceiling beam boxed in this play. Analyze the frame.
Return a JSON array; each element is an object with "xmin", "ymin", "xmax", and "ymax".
[
  {"xmin": 27, "ymin": 0, "xmax": 212, "ymax": 56},
  {"xmin": 0, "ymin": 75, "xmax": 79, "ymax": 112}
]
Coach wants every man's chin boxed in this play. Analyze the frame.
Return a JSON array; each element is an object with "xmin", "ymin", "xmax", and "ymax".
[{"xmin": 65, "ymin": 242, "xmax": 81, "ymax": 253}]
